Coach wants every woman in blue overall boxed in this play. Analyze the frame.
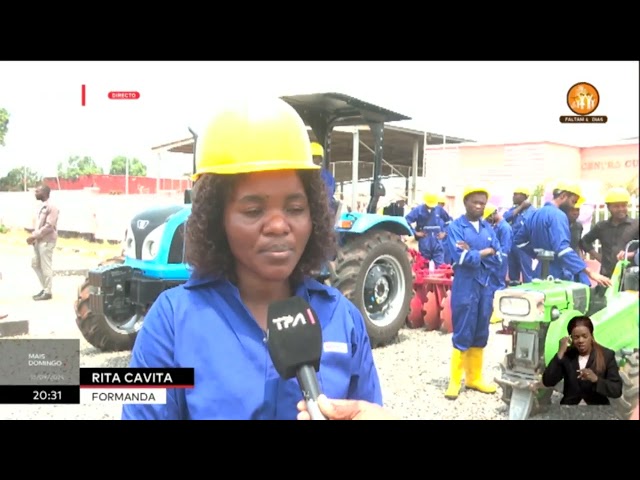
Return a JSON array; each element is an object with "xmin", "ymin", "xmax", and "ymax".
[
  {"xmin": 122, "ymin": 98, "xmax": 382, "ymax": 420},
  {"xmin": 443, "ymin": 186, "xmax": 502, "ymax": 400}
]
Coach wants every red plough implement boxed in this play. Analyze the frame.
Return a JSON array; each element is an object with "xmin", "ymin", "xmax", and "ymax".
[{"xmin": 407, "ymin": 249, "xmax": 454, "ymax": 333}]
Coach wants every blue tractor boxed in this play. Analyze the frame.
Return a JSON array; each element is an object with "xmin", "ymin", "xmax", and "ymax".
[{"xmin": 74, "ymin": 93, "xmax": 416, "ymax": 352}]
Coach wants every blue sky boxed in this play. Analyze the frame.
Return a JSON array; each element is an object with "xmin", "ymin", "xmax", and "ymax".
[{"xmin": 0, "ymin": 61, "xmax": 637, "ymax": 178}]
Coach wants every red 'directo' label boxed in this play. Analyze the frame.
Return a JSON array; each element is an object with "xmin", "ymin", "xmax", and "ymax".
[{"xmin": 108, "ymin": 91, "xmax": 140, "ymax": 100}]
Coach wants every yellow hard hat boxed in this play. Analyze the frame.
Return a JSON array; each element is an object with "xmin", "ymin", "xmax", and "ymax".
[
  {"xmin": 484, "ymin": 203, "xmax": 497, "ymax": 218},
  {"xmin": 311, "ymin": 142, "xmax": 324, "ymax": 158},
  {"xmin": 192, "ymin": 97, "xmax": 319, "ymax": 179},
  {"xmin": 574, "ymin": 197, "xmax": 585, "ymax": 208},
  {"xmin": 437, "ymin": 193, "xmax": 447, "ymax": 203},
  {"xmin": 462, "ymin": 185, "xmax": 490, "ymax": 199},
  {"xmin": 604, "ymin": 186, "xmax": 630, "ymax": 204},
  {"xmin": 513, "ymin": 187, "xmax": 530, "ymax": 196},
  {"xmin": 423, "ymin": 192, "xmax": 439, "ymax": 207},
  {"xmin": 555, "ymin": 182, "xmax": 582, "ymax": 200}
]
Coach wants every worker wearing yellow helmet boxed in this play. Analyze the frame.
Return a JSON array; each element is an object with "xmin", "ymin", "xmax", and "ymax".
[
  {"xmin": 436, "ymin": 192, "xmax": 454, "ymax": 264},
  {"xmin": 566, "ymin": 197, "xmax": 585, "ymax": 257},
  {"xmin": 122, "ymin": 97, "xmax": 383, "ymax": 420},
  {"xmin": 405, "ymin": 191, "xmax": 452, "ymax": 266},
  {"xmin": 443, "ymin": 186, "xmax": 502, "ymax": 400},
  {"xmin": 503, "ymin": 186, "xmax": 537, "ymax": 284},
  {"xmin": 311, "ymin": 141, "xmax": 338, "ymax": 216},
  {"xmin": 579, "ymin": 186, "xmax": 639, "ymax": 281},
  {"xmin": 512, "ymin": 181, "xmax": 611, "ymax": 288}
]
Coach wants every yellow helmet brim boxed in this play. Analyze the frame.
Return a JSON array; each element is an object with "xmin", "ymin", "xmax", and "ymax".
[{"xmin": 192, "ymin": 160, "xmax": 320, "ymax": 180}]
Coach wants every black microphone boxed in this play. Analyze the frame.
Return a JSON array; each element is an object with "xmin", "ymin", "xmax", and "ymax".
[{"xmin": 266, "ymin": 296, "xmax": 326, "ymax": 420}]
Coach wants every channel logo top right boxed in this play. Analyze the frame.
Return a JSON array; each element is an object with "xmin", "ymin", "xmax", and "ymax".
[{"xmin": 560, "ymin": 82, "xmax": 607, "ymax": 124}]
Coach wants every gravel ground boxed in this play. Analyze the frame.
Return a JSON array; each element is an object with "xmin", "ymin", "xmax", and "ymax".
[{"xmin": 0, "ymin": 246, "xmax": 622, "ymax": 420}]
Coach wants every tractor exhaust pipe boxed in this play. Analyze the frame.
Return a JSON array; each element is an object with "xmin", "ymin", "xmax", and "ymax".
[{"xmin": 534, "ymin": 249, "xmax": 555, "ymax": 279}]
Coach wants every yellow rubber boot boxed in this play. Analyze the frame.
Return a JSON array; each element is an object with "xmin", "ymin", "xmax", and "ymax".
[
  {"xmin": 464, "ymin": 347, "xmax": 497, "ymax": 394},
  {"xmin": 489, "ymin": 310, "xmax": 502, "ymax": 324},
  {"xmin": 444, "ymin": 348, "xmax": 465, "ymax": 400}
]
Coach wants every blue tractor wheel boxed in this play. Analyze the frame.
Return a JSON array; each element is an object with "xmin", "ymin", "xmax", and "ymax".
[
  {"xmin": 330, "ymin": 229, "xmax": 413, "ymax": 347},
  {"xmin": 74, "ymin": 256, "xmax": 142, "ymax": 352}
]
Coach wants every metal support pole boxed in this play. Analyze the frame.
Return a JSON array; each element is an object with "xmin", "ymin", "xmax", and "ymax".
[
  {"xmin": 351, "ymin": 128, "xmax": 359, "ymax": 212},
  {"xmin": 411, "ymin": 139, "xmax": 419, "ymax": 205}
]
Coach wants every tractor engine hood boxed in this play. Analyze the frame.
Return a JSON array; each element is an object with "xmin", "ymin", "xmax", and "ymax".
[
  {"xmin": 126, "ymin": 205, "xmax": 186, "ymax": 260},
  {"xmin": 494, "ymin": 280, "xmax": 590, "ymax": 324}
]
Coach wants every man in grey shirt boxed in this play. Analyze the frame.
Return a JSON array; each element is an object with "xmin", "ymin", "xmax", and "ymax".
[{"xmin": 27, "ymin": 184, "xmax": 59, "ymax": 301}]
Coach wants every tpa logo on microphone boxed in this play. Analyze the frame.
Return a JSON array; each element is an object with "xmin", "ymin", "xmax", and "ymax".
[{"xmin": 271, "ymin": 309, "xmax": 316, "ymax": 331}]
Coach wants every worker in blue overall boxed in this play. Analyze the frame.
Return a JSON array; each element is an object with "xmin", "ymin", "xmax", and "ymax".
[
  {"xmin": 405, "ymin": 192, "xmax": 448, "ymax": 266},
  {"xmin": 513, "ymin": 182, "xmax": 612, "ymax": 288},
  {"xmin": 311, "ymin": 142, "xmax": 338, "ymax": 218},
  {"xmin": 443, "ymin": 186, "xmax": 502, "ymax": 400},
  {"xmin": 437, "ymin": 193, "xmax": 453, "ymax": 265},
  {"xmin": 502, "ymin": 187, "xmax": 536, "ymax": 284},
  {"xmin": 122, "ymin": 98, "xmax": 382, "ymax": 420},
  {"xmin": 484, "ymin": 203, "xmax": 513, "ymax": 324},
  {"xmin": 484, "ymin": 203, "xmax": 513, "ymax": 291},
  {"xmin": 312, "ymin": 142, "xmax": 338, "ymax": 280}
]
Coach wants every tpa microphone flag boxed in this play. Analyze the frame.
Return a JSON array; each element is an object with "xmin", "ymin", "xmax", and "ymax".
[
  {"xmin": 79, "ymin": 368, "xmax": 194, "ymax": 387},
  {"xmin": 266, "ymin": 296, "xmax": 323, "ymax": 379}
]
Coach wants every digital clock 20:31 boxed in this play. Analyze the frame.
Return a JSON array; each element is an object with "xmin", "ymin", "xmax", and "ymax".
[
  {"xmin": 33, "ymin": 389, "xmax": 63, "ymax": 401},
  {"xmin": 29, "ymin": 385, "xmax": 80, "ymax": 404},
  {"xmin": 0, "ymin": 385, "xmax": 80, "ymax": 404}
]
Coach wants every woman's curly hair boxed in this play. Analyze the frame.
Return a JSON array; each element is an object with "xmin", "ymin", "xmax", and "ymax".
[{"xmin": 185, "ymin": 170, "xmax": 337, "ymax": 284}]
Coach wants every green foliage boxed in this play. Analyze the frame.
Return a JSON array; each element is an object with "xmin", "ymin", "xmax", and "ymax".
[
  {"xmin": 0, "ymin": 107, "xmax": 9, "ymax": 146},
  {"xmin": 109, "ymin": 156, "xmax": 147, "ymax": 176},
  {"xmin": 0, "ymin": 166, "xmax": 43, "ymax": 191},
  {"xmin": 532, "ymin": 184, "xmax": 545, "ymax": 206},
  {"xmin": 57, "ymin": 155, "xmax": 103, "ymax": 180}
]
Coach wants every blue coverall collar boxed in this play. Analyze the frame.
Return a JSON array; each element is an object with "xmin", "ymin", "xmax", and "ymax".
[
  {"xmin": 459, "ymin": 214, "xmax": 490, "ymax": 230},
  {"xmin": 183, "ymin": 273, "xmax": 336, "ymax": 299}
]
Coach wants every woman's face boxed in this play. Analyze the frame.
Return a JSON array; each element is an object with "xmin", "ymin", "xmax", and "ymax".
[
  {"xmin": 223, "ymin": 170, "xmax": 312, "ymax": 283},
  {"xmin": 570, "ymin": 325, "xmax": 592, "ymax": 354}
]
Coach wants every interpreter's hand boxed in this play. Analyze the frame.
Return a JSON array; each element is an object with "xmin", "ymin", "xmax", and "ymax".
[
  {"xmin": 558, "ymin": 336, "xmax": 571, "ymax": 359},
  {"xmin": 26, "ymin": 236, "xmax": 35, "ymax": 245},
  {"xmin": 297, "ymin": 395, "xmax": 398, "ymax": 420},
  {"xmin": 415, "ymin": 231, "xmax": 426, "ymax": 239},
  {"xmin": 588, "ymin": 271, "xmax": 612, "ymax": 287},
  {"xmin": 456, "ymin": 241, "xmax": 470, "ymax": 251},
  {"xmin": 577, "ymin": 368, "xmax": 598, "ymax": 383},
  {"xmin": 437, "ymin": 232, "xmax": 447, "ymax": 240}
]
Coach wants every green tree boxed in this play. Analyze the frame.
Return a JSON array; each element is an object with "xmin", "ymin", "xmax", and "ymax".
[
  {"xmin": 0, "ymin": 166, "xmax": 42, "ymax": 191},
  {"xmin": 605, "ymin": 176, "xmax": 639, "ymax": 197},
  {"xmin": 0, "ymin": 107, "xmax": 9, "ymax": 146},
  {"xmin": 57, "ymin": 155, "xmax": 103, "ymax": 180},
  {"xmin": 532, "ymin": 184, "xmax": 545, "ymax": 206},
  {"xmin": 109, "ymin": 156, "xmax": 147, "ymax": 176}
]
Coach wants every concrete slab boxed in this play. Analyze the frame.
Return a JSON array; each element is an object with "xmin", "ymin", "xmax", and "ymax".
[{"xmin": 0, "ymin": 318, "xmax": 29, "ymax": 337}]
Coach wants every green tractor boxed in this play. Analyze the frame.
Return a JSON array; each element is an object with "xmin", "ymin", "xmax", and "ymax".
[
  {"xmin": 74, "ymin": 93, "xmax": 416, "ymax": 352},
  {"xmin": 493, "ymin": 240, "xmax": 639, "ymax": 420}
]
